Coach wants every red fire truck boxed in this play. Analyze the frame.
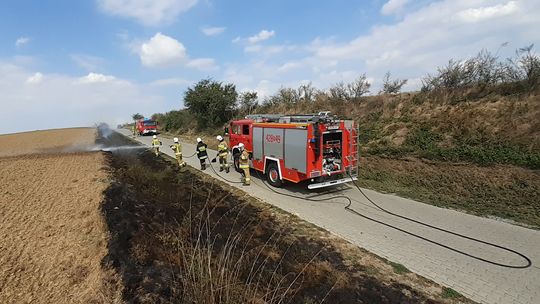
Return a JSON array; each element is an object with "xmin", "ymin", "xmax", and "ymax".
[
  {"xmin": 228, "ymin": 112, "xmax": 358, "ymax": 189},
  {"xmin": 135, "ymin": 119, "xmax": 158, "ymax": 136}
]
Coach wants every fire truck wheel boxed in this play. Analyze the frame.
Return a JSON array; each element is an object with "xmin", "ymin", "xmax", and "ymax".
[
  {"xmin": 266, "ymin": 163, "xmax": 282, "ymax": 187},
  {"xmin": 233, "ymin": 153, "xmax": 243, "ymax": 173}
]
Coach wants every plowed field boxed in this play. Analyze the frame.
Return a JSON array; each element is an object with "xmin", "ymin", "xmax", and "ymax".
[
  {"xmin": 0, "ymin": 129, "xmax": 120, "ymax": 303},
  {"xmin": 0, "ymin": 128, "xmax": 96, "ymax": 158}
]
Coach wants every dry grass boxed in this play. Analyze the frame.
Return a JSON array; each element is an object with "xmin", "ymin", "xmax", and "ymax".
[{"xmin": 357, "ymin": 156, "xmax": 540, "ymax": 227}]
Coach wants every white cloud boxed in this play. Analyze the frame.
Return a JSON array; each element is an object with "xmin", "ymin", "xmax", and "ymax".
[
  {"xmin": 201, "ymin": 26, "xmax": 226, "ymax": 36},
  {"xmin": 247, "ymin": 30, "xmax": 275, "ymax": 44},
  {"xmin": 136, "ymin": 33, "xmax": 218, "ymax": 71},
  {"xmin": 0, "ymin": 62, "xmax": 167, "ymax": 134},
  {"xmin": 186, "ymin": 58, "xmax": 218, "ymax": 71},
  {"xmin": 97, "ymin": 0, "xmax": 199, "ymax": 26},
  {"xmin": 222, "ymin": 0, "xmax": 540, "ymax": 96},
  {"xmin": 138, "ymin": 32, "xmax": 187, "ymax": 67},
  {"xmin": 77, "ymin": 72, "xmax": 116, "ymax": 84},
  {"xmin": 457, "ymin": 1, "xmax": 518, "ymax": 23},
  {"xmin": 306, "ymin": 0, "xmax": 537, "ymax": 89},
  {"xmin": 277, "ymin": 62, "xmax": 302, "ymax": 72},
  {"xmin": 381, "ymin": 0, "xmax": 409, "ymax": 15},
  {"xmin": 15, "ymin": 37, "xmax": 30, "ymax": 47},
  {"xmin": 26, "ymin": 72, "xmax": 43, "ymax": 84}
]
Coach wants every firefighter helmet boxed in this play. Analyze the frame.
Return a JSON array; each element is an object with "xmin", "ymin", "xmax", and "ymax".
[
  {"xmin": 173, "ymin": 137, "xmax": 179, "ymax": 143},
  {"xmin": 196, "ymin": 137, "xmax": 202, "ymax": 143},
  {"xmin": 238, "ymin": 143, "xmax": 245, "ymax": 150},
  {"xmin": 153, "ymin": 135, "xmax": 157, "ymax": 139},
  {"xmin": 216, "ymin": 135, "xmax": 223, "ymax": 141}
]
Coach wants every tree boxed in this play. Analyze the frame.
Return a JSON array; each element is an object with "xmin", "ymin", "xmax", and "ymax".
[
  {"xmin": 328, "ymin": 81, "xmax": 348, "ymax": 100},
  {"xmin": 380, "ymin": 72, "xmax": 408, "ymax": 94},
  {"xmin": 298, "ymin": 82, "xmax": 317, "ymax": 102},
  {"xmin": 184, "ymin": 79, "xmax": 238, "ymax": 130},
  {"xmin": 347, "ymin": 74, "xmax": 371, "ymax": 98},
  {"xmin": 516, "ymin": 44, "xmax": 540, "ymax": 89},
  {"xmin": 328, "ymin": 74, "xmax": 371, "ymax": 101},
  {"xmin": 132, "ymin": 113, "xmax": 144, "ymax": 121},
  {"xmin": 277, "ymin": 87, "xmax": 300, "ymax": 105},
  {"xmin": 238, "ymin": 91, "xmax": 258, "ymax": 115}
]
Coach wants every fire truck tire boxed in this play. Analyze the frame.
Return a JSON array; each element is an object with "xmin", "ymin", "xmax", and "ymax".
[
  {"xmin": 266, "ymin": 163, "xmax": 282, "ymax": 187},
  {"xmin": 233, "ymin": 153, "xmax": 243, "ymax": 173}
]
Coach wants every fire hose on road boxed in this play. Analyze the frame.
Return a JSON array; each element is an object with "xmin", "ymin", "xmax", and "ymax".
[{"xmin": 243, "ymin": 169, "xmax": 532, "ymax": 269}]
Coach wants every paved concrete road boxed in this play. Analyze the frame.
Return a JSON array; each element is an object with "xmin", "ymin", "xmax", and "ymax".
[{"xmin": 116, "ymin": 129, "xmax": 540, "ymax": 304}]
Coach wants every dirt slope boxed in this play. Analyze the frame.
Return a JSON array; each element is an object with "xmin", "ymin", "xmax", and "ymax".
[{"xmin": 0, "ymin": 129, "xmax": 120, "ymax": 303}]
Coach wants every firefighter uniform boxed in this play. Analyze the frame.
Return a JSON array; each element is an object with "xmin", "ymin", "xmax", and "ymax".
[
  {"xmin": 132, "ymin": 125, "xmax": 137, "ymax": 137},
  {"xmin": 170, "ymin": 143, "xmax": 186, "ymax": 167},
  {"xmin": 151, "ymin": 137, "xmax": 162, "ymax": 156},
  {"xmin": 217, "ymin": 140, "xmax": 230, "ymax": 173},
  {"xmin": 239, "ymin": 149, "xmax": 250, "ymax": 185},
  {"xmin": 196, "ymin": 140, "xmax": 208, "ymax": 170}
]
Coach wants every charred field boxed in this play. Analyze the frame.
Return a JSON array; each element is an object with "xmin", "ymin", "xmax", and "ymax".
[{"xmin": 98, "ymin": 129, "xmax": 469, "ymax": 304}]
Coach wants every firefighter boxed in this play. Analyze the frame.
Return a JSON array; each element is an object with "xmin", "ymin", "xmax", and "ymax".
[
  {"xmin": 238, "ymin": 143, "xmax": 250, "ymax": 186},
  {"xmin": 132, "ymin": 124, "xmax": 137, "ymax": 137},
  {"xmin": 170, "ymin": 137, "xmax": 186, "ymax": 168},
  {"xmin": 151, "ymin": 135, "xmax": 162, "ymax": 156},
  {"xmin": 215, "ymin": 135, "xmax": 230, "ymax": 173},
  {"xmin": 196, "ymin": 137, "xmax": 208, "ymax": 170}
]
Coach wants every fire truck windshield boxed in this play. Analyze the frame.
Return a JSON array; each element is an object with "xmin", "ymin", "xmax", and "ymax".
[{"xmin": 143, "ymin": 121, "xmax": 157, "ymax": 126}]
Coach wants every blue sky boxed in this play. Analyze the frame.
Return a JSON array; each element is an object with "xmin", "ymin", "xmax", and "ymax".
[{"xmin": 1, "ymin": 0, "xmax": 538, "ymax": 134}]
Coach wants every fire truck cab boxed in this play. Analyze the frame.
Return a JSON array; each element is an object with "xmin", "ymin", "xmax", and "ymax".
[
  {"xmin": 229, "ymin": 112, "xmax": 358, "ymax": 189},
  {"xmin": 136, "ymin": 119, "xmax": 158, "ymax": 136}
]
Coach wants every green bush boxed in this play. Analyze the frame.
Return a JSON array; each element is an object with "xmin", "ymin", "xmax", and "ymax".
[{"xmin": 184, "ymin": 78, "xmax": 238, "ymax": 130}]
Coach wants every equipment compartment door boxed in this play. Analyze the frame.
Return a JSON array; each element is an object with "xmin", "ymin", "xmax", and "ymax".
[
  {"xmin": 253, "ymin": 127, "xmax": 263, "ymax": 160},
  {"xmin": 284, "ymin": 129, "xmax": 307, "ymax": 174},
  {"xmin": 263, "ymin": 128, "xmax": 284, "ymax": 159}
]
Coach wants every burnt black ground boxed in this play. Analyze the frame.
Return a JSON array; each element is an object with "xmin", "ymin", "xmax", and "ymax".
[{"xmin": 97, "ymin": 126, "xmax": 440, "ymax": 303}]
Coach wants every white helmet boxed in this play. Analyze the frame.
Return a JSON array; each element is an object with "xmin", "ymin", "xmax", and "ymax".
[
  {"xmin": 216, "ymin": 135, "xmax": 223, "ymax": 141},
  {"xmin": 196, "ymin": 137, "xmax": 202, "ymax": 143},
  {"xmin": 173, "ymin": 137, "xmax": 179, "ymax": 143},
  {"xmin": 238, "ymin": 143, "xmax": 245, "ymax": 150},
  {"xmin": 153, "ymin": 135, "xmax": 157, "ymax": 139}
]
